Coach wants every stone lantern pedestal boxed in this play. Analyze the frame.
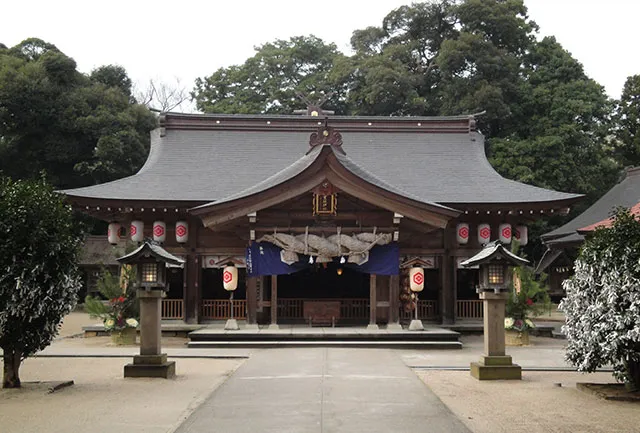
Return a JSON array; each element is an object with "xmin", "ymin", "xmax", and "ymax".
[
  {"xmin": 124, "ymin": 289, "xmax": 176, "ymax": 378},
  {"xmin": 470, "ymin": 291, "xmax": 521, "ymax": 380},
  {"xmin": 117, "ymin": 241, "xmax": 184, "ymax": 380},
  {"xmin": 461, "ymin": 241, "xmax": 528, "ymax": 381}
]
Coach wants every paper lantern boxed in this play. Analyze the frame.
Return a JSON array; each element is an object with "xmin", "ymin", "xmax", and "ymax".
[
  {"xmin": 477, "ymin": 223, "xmax": 491, "ymax": 244},
  {"xmin": 152, "ymin": 221, "xmax": 166, "ymax": 243},
  {"xmin": 514, "ymin": 225, "xmax": 528, "ymax": 246},
  {"xmin": 223, "ymin": 266, "xmax": 238, "ymax": 291},
  {"xmin": 456, "ymin": 223, "xmax": 470, "ymax": 245},
  {"xmin": 499, "ymin": 223, "xmax": 512, "ymax": 244},
  {"xmin": 107, "ymin": 223, "xmax": 120, "ymax": 245},
  {"xmin": 130, "ymin": 220, "xmax": 143, "ymax": 242},
  {"xmin": 175, "ymin": 221, "xmax": 188, "ymax": 243},
  {"xmin": 409, "ymin": 267, "xmax": 424, "ymax": 292}
]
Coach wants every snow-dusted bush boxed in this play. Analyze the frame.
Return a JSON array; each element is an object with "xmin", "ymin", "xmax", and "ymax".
[
  {"xmin": 561, "ymin": 209, "xmax": 640, "ymax": 391},
  {"xmin": 0, "ymin": 177, "xmax": 82, "ymax": 388}
]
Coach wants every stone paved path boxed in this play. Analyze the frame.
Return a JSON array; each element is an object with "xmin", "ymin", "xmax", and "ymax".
[{"xmin": 174, "ymin": 348, "xmax": 471, "ymax": 433}]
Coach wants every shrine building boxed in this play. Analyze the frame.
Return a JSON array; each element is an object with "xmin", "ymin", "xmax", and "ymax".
[{"xmin": 62, "ymin": 111, "xmax": 581, "ymax": 327}]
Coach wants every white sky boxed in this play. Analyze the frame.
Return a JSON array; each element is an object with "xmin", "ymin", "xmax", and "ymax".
[{"xmin": 3, "ymin": 0, "xmax": 639, "ymax": 103}]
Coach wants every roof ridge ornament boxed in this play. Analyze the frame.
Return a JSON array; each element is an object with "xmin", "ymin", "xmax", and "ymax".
[
  {"xmin": 308, "ymin": 117, "xmax": 345, "ymax": 155},
  {"xmin": 294, "ymin": 92, "xmax": 335, "ymax": 116}
]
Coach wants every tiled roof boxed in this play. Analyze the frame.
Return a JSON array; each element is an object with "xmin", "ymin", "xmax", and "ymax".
[
  {"xmin": 62, "ymin": 113, "xmax": 581, "ymax": 206},
  {"xmin": 578, "ymin": 201, "xmax": 640, "ymax": 232},
  {"xmin": 195, "ymin": 143, "xmax": 456, "ymax": 212},
  {"xmin": 542, "ymin": 167, "xmax": 640, "ymax": 243}
]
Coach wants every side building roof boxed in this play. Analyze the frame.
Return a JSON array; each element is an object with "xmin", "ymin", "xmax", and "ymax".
[
  {"xmin": 542, "ymin": 167, "xmax": 640, "ymax": 246},
  {"xmin": 61, "ymin": 113, "xmax": 581, "ymax": 209}
]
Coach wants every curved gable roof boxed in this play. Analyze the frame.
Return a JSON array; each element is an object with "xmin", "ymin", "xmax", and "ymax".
[{"xmin": 62, "ymin": 113, "xmax": 581, "ymax": 207}]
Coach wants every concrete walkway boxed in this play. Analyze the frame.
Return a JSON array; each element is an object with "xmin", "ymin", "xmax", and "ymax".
[{"xmin": 174, "ymin": 348, "xmax": 470, "ymax": 433}]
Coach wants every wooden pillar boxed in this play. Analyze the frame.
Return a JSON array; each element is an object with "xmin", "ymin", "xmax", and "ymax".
[
  {"xmin": 184, "ymin": 254, "xmax": 201, "ymax": 323},
  {"xmin": 246, "ymin": 276, "xmax": 258, "ymax": 326},
  {"xmin": 270, "ymin": 275, "xmax": 278, "ymax": 326},
  {"xmin": 388, "ymin": 274, "xmax": 400, "ymax": 328},
  {"xmin": 183, "ymin": 218, "xmax": 200, "ymax": 324},
  {"xmin": 441, "ymin": 223, "xmax": 455, "ymax": 324},
  {"xmin": 368, "ymin": 274, "xmax": 378, "ymax": 329}
]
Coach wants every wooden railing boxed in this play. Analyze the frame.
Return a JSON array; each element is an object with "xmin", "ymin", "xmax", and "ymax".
[
  {"xmin": 201, "ymin": 299, "xmax": 247, "ymax": 320},
  {"xmin": 399, "ymin": 300, "xmax": 439, "ymax": 320},
  {"xmin": 340, "ymin": 299, "xmax": 369, "ymax": 319},
  {"xmin": 161, "ymin": 299, "xmax": 184, "ymax": 319},
  {"xmin": 456, "ymin": 300, "xmax": 483, "ymax": 319},
  {"xmin": 277, "ymin": 299, "xmax": 304, "ymax": 319},
  {"xmin": 277, "ymin": 298, "xmax": 370, "ymax": 320}
]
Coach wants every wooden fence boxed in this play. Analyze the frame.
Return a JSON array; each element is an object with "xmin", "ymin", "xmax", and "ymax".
[
  {"xmin": 201, "ymin": 299, "xmax": 247, "ymax": 320},
  {"xmin": 456, "ymin": 300, "xmax": 483, "ymax": 319},
  {"xmin": 278, "ymin": 298, "xmax": 370, "ymax": 320},
  {"xmin": 161, "ymin": 299, "xmax": 184, "ymax": 319},
  {"xmin": 399, "ymin": 300, "xmax": 439, "ymax": 320}
]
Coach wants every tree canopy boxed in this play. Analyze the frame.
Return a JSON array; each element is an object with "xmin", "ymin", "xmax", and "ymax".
[
  {"xmin": 0, "ymin": 39, "xmax": 157, "ymax": 189},
  {"xmin": 0, "ymin": 177, "xmax": 83, "ymax": 388},
  {"xmin": 192, "ymin": 1, "xmax": 622, "ymax": 207},
  {"xmin": 614, "ymin": 75, "xmax": 640, "ymax": 167}
]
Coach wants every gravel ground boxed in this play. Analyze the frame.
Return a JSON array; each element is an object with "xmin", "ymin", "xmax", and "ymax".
[
  {"xmin": 418, "ymin": 370, "xmax": 640, "ymax": 433},
  {"xmin": 0, "ymin": 357, "xmax": 243, "ymax": 433}
]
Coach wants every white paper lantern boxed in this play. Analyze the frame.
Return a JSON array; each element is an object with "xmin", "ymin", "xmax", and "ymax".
[
  {"xmin": 223, "ymin": 266, "xmax": 238, "ymax": 291},
  {"xmin": 456, "ymin": 223, "xmax": 470, "ymax": 245},
  {"xmin": 152, "ymin": 221, "xmax": 166, "ymax": 243},
  {"xmin": 499, "ymin": 223, "xmax": 512, "ymax": 244},
  {"xmin": 477, "ymin": 223, "xmax": 491, "ymax": 244},
  {"xmin": 514, "ymin": 225, "xmax": 528, "ymax": 246},
  {"xmin": 107, "ymin": 223, "xmax": 120, "ymax": 245},
  {"xmin": 409, "ymin": 267, "xmax": 424, "ymax": 292},
  {"xmin": 175, "ymin": 221, "xmax": 188, "ymax": 243},
  {"xmin": 130, "ymin": 220, "xmax": 144, "ymax": 242}
]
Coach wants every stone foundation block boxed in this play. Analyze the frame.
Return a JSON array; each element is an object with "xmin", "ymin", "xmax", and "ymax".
[
  {"xmin": 124, "ymin": 361, "xmax": 176, "ymax": 379},
  {"xmin": 470, "ymin": 360, "xmax": 521, "ymax": 380}
]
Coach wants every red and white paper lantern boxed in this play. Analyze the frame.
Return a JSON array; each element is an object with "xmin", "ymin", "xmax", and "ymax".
[
  {"xmin": 130, "ymin": 220, "xmax": 144, "ymax": 242},
  {"xmin": 409, "ymin": 267, "xmax": 424, "ymax": 292},
  {"xmin": 107, "ymin": 223, "xmax": 120, "ymax": 245},
  {"xmin": 477, "ymin": 223, "xmax": 491, "ymax": 244},
  {"xmin": 456, "ymin": 223, "xmax": 470, "ymax": 245},
  {"xmin": 514, "ymin": 225, "xmax": 528, "ymax": 246},
  {"xmin": 152, "ymin": 221, "xmax": 166, "ymax": 243},
  {"xmin": 223, "ymin": 266, "xmax": 238, "ymax": 291},
  {"xmin": 175, "ymin": 221, "xmax": 188, "ymax": 244},
  {"xmin": 499, "ymin": 223, "xmax": 512, "ymax": 244}
]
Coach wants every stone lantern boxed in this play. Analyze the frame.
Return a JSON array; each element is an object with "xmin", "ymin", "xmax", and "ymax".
[
  {"xmin": 461, "ymin": 241, "xmax": 528, "ymax": 380},
  {"xmin": 117, "ymin": 241, "xmax": 184, "ymax": 379}
]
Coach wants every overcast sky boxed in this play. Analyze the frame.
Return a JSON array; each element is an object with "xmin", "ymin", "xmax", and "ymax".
[{"xmin": 3, "ymin": 0, "xmax": 639, "ymax": 103}]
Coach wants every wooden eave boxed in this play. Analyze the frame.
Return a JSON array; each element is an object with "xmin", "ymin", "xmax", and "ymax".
[
  {"xmin": 191, "ymin": 146, "xmax": 460, "ymax": 229},
  {"xmin": 64, "ymin": 196, "xmax": 204, "ymax": 221}
]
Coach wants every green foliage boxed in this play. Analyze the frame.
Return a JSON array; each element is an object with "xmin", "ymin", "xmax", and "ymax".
[
  {"xmin": 192, "ymin": 35, "xmax": 347, "ymax": 114},
  {"xmin": 561, "ymin": 208, "xmax": 640, "ymax": 390},
  {"xmin": 0, "ymin": 38, "xmax": 157, "ymax": 189},
  {"xmin": 84, "ymin": 267, "xmax": 138, "ymax": 331},
  {"xmin": 0, "ymin": 176, "xmax": 82, "ymax": 387},
  {"xmin": 614, "ymin": 75, "xmax": 640, "ymax": 167}
]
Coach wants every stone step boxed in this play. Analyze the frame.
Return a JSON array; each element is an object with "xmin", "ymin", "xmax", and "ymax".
[
  {"xmin": 187, "ymin": 340, "xmax": 463, "ymax": 350},
  {"xmin": 188, "ymin": 329, "xmax": 460, "ymax": 342}
]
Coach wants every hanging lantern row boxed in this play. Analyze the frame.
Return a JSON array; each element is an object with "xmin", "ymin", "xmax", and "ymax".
[
  {"xmin": 107, "ymin": 221, "xmax": 189, "ymax": 245},
  {"xmin": 455, "ymin": 223, "xmax": 527, "ymax": 246}
]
